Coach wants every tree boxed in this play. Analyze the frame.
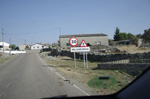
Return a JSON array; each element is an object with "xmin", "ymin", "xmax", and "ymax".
[
  {"xmin": 109, "ymin": 39, "xmax": 116, "ymax": 46},
  {"xmin": 57, "ymin": 40, "xmax": 60, "ymax": 47},
  {"xmin": 9, "ymin": 44, "xmax": 20, "ymax": 50},
  {"xmin": 25, "ymin": 45, "xmax": 29, "ymax": 49},
  {"xmin": 119, "ymin": 33, "xmax": 128, "ymax": 40},
  {"xmin": 142, "ymin": 28, "xmax": 150, "ymax": 43},
  {"xmin": 114, "ymin": 27, "xmax": 120, "ymax": 41},
  {"xmin": 130, "ymin": 36, "xmax": 138, "ymax": 45},
  {"xmin": 127, "ymin": 33, "xmax": 134, "ymax": 39},
  {"xmin": 25, "ymin": 45, "xmax": 30, "ymax": 50},
  {"xmin": 136, "ymin": 34, "xmax": 142, "ymax": 39},
  {"xmin": 9, "ymin": 44, "xmax": 16, "ymax": 50},
  {"xmin": 15, "ymin": 46, "xmax": 19, "ymax": 50}
]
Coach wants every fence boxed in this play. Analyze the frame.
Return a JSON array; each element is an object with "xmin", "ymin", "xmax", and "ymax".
[
  {"xmin": 50, "ymin": 49, "xmax": 150, "ymax": 63},
  {"xmin": 1, "ymin": 50, "xmax": 26, "ymax": 54},
  {"xmin": 98, "ymin": 63, "xmax": 150, "ymax": 76}
]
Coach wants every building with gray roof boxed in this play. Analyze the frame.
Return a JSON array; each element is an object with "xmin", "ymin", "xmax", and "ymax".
[{"xmin": 59, "ymin": 33, "xmax": 108, "ymax": 48}]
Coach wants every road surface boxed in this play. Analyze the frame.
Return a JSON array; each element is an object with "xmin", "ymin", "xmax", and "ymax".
[{"xmin": 0, "ymin": 53, "xmax": 92, "ymax": 99}]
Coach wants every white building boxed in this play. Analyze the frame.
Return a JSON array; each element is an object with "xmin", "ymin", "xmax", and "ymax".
[
  {"xmin": 43, "ymin": 45, "xmax": 49, "ymax": 48},
  {"xmin": 19, "ymin": 44, "xmax": 28, "ymax": 51},
  {"xmin": 31, "ymin": 43, "xmax": 43, "ymax": 50},
  {"xmin": 0, "ymin": 42, "xmax": 10, "ymax": 50}
]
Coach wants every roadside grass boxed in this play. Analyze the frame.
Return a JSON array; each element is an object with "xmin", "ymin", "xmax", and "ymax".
[
  {"xmin": 40, "ymin": 52, "xmax": 135, "ymax": 95},
  {"xmin": 0, "ymin": 56, "xmax": 13, "ymax": 65},
  {"xmin": 88, "ymin": 76, "xmax": 117, "ymax": 89}
]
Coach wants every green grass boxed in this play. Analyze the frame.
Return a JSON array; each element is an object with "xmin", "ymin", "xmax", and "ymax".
[{"xmin": 88, "ymin": 76, "xmax": 117, "ymax": 89}]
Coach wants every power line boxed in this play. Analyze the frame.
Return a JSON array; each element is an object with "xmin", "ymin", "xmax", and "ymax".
[
  {"xmin": 6, "ymin": 35, "xmax": 32, "ymax": 45},
  {"xmin": 5, "ymin": 27, "xmax": 60, "ymax": 35}
]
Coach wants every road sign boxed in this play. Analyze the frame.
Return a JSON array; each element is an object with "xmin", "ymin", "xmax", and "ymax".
[
  {"xmin": 71, "ymin": 47, "xmax": 90, "ymax": 52},
  {"xmin": 80, "ymin": 40, "xmax": 88, "ymax": 47},
  {"xmin": 69, "ymin": 37, "xmax": 78, "ymax": 47}
]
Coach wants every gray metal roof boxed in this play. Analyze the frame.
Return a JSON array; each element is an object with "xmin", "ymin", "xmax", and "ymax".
[{"xmin": 59, "ymin": 33, "xmax": 107, "ymax": 38}]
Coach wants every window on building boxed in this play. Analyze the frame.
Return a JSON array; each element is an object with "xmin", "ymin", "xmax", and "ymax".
[
  {"xmin": 96, "ymin": 41, "xmax": 101, "ymax": 45},
  {"xmin": 87, "ymin": 43, "xmax": 91, "ymax": 46},
  {"xmin": 37, "ymin": 46, "xmax": 39, "ymax": 48},
  {"xmin": 66, "ymin": 43, "xmax": 70, "ymax": 46}
]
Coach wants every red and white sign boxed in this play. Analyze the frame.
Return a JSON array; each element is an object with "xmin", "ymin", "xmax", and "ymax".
[
  {"xmin": 80, "ymin": 40, "xmax": 88, "ymax": 47},
  {"xmin": 69, "ymin": 37, "xmax": 78, "ymax": 47}
]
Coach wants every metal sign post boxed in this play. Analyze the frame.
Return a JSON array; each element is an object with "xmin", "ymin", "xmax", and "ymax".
[
  {"xmin": 83, "ymin": 52, "xmax": 85, "ymax": 67},
  {"xmin": 86, "ymin": 52, "xmax": 88, "ymax": 68},
  {"xmin": 74, "ymin": 52, "xmax": 76, "ymax": 68},
  {"xmin": 69, "ymin": 37, "xmax": 78, "ymax": 69}
]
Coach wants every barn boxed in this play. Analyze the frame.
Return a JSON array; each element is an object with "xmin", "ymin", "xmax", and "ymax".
[{"xmin": 59, "ymin": 33, "xmax": 108, "ymax": 48}]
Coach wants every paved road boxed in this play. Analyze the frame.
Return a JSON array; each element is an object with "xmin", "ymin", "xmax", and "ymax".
[{"xmin": 0, "ymin": 53, "xmax": 91, "ymax": 99}]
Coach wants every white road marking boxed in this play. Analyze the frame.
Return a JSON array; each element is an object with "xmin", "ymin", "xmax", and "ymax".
[
  {"xmin": 55, "ymin": 72, "xmax": 66, "ymax": 80},
  {"xmin": 49, "ymin": 67, "xmax": 53, "ymax": 71},
  {"xmin": 55, "ymin": 72, "xmax": 90, "ymax": 96},
  {"xmin": 73, "ymin": 85, "xmax": 90, "ymax": 96},
  {"xmin": 38, "ymin": 54, "xmax": 90, "ymax": 96}
]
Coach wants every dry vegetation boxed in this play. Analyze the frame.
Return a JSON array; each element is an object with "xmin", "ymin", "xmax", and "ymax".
[
  {"xmin": 40, "ymin": 52, "xmax": 135, "ymax": 95},
  {"xmin": 116, "ymin": 45, "xmax": 150, "ymax": 53},
  {"xmin": 0, "ymin": 53, "xmax": 12, "ymax": 64}
]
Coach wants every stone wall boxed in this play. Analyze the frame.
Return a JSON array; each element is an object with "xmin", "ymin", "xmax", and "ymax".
[
  {"xmin": 49, "ymin": 49, "xmax": 150, "ymax": 63},
  {"xmin": 98, "ymin": 63, "xmax": 150, "ymax": 76}
]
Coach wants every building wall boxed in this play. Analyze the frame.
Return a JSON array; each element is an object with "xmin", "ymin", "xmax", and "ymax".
[
  {"xmin": 19, "ymin": 45, "xmax": 27, "ymax": 51},
  {"xmin": 43, "ymin": 46, "xmax": 48, "ymax": 48},
  {"xmin": 31, "ymin": 44, "xmax": 43, "ymax": 50},
  {"xmin": 0, "ymin": 42, "xmax": 10, "ymax": 50},
  {"xmin": 138, "ymin": 39, "xmax": 143, "ymax": 47},
  {"xmin": 60, "ymin": 36, "xmax": 108, "ymax": 48}
]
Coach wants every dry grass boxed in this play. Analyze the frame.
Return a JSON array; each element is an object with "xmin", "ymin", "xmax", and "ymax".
[
  {"xmin": 40, "ymin": 52, "xmax": 135, "ymax": 95},
  {"xmin": 116, "ymin": 45, "xmax": 150, "ymax": 53},
  {"xmin": 0, "ymin": 55, "xmax": 12, "ymax": 65}
]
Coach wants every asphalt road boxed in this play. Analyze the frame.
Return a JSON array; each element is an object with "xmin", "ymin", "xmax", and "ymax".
[{"xmin": 0, "ymin": 53, "xmax": 91, "ymax": 99}]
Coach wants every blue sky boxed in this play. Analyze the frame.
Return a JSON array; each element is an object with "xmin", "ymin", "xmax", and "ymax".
[{"xmin": 0, "ymin": 0, "xmax": 150, "ymax": 45}]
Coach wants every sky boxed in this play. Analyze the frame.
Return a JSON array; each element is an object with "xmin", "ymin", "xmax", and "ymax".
[{"xmin": 0, "ymin": 0, "xmax": 150, "ymax": 45}]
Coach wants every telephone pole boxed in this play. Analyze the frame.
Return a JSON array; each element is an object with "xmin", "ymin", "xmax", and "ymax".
[
  {"xmin": 59, "ymin": 27, "xmax": 62, "ymax": 51},
  {"xmin": 25, "ymin": 40, "xmax": 26, "ymax": 45},
  {"xmin": 59, "ymin": 27, "xmax": 61, "ymax": 35},
  {"xmin": 2, "ymin": 28, "xmax": 4, "ymax": 52},
  {"xmin": 9, "ymin": 38, "xmax": 11, "ymax": 54}
]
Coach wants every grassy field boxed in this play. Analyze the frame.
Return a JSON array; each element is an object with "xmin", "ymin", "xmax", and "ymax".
[{"xmin": 40, "ymin": 52, "xmax": 135, "ymax": 95}]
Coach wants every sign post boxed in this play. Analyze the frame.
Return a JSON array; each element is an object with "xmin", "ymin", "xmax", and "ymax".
[
  {"xmin": 70, "ymin": 39, "xmax": 90, "ymax": 68},
  {"xmin": 83, "ymin": 52, "xmax": 85, "ymax": 67},
  {"xmin": 80, "ymin": 40, "xmax": 88, "ymax": 68},
  {"xmin": 69, "ymin": 37, "xmax": 78, "ymax": 68},
  {"xmin": 74, "ymin": 52, "xmax": 76, "ymax": 68},
  {"xmin": 86, "ymin": 52, "xmax": 88, "ymax": 68}
]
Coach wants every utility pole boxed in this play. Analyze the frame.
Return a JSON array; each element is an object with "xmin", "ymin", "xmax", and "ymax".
[
  {"xmin": 2, "ymin": 28, "xmax": 4, "ymax": 52},
  {"xmin": 59, "ymin": 27, "xmax": 61, "ymax": 35},
  {"xmin": 59, "ymin": 27, "xmax": 62, "ymax": 51},
  {"xmin": 25, "ymin": 40, "xmax": 26, "ymax": 45},
  {"xmin": 9, "ymin": 38, "xmax": 11, "ymax": 54}
]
